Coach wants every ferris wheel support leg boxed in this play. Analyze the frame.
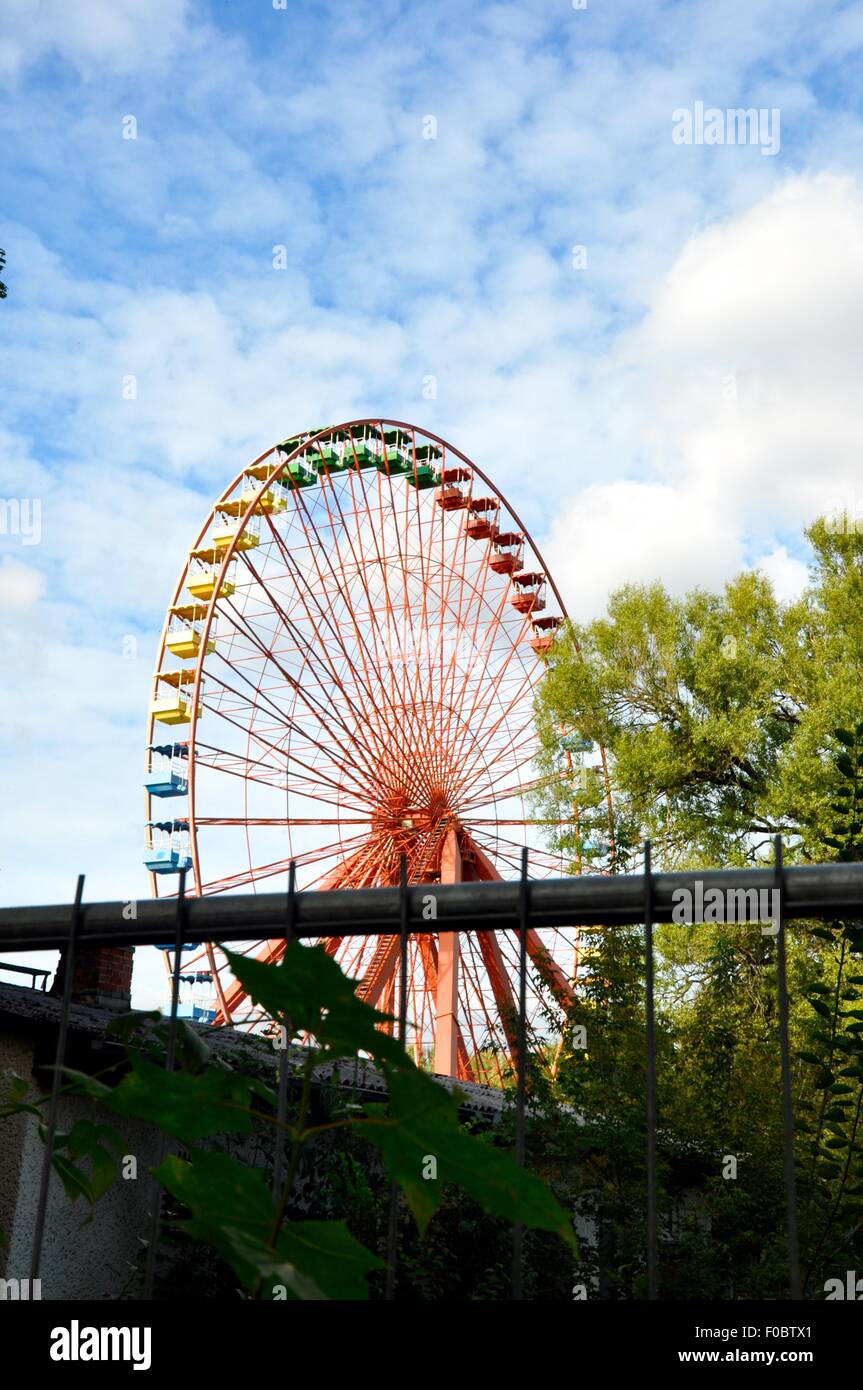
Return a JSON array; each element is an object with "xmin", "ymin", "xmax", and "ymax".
[{"xmin": 433, "ymin": 828, "xmax": 461, "ymax": 1078}]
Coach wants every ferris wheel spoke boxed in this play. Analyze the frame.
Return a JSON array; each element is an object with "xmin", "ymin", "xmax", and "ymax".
[
  {"xmin": 448, "ymin": 668, "xmax": 543, "ymax": 801},
  {"xmin": 316, "ymin": 464, "xmax": 406, "ymax": 727},
  {"xmin": 197, "ymin": 832, "xmax": 370, "ymax": 895},
  {"xmin": 458, "ymin": 773, "xmax": 560, "ymax": 813},
  {"xmin": 237, "ymin": 525, "xmax": 401, "ymax": 779},
  {"xmin": 281, "ymin": 476, "xmax": 426, "ymax": 783},
  {"xmin": 199, "ymin": 676, "xmax": 380, "ymax": 808},
  {"xmin": 194, "ymin": 817, "xmax": 372, "ymax": 826},
  {"xmin": 194, "ymin": 743, "xmax": 374, "ymax": 813},
  {"xmin": 210, "ymin": 574, "xmax": 390, "ymax": 806},
  {"xmin": 432, "ymin": 521, "xmax": 504, "ymax": 772}
]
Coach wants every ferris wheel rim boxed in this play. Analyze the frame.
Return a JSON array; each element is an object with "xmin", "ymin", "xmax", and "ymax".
[
  {"xmin": 144, "ymin": 417, "xmax": 615, "ymax": 1070},
  {"xmin": 146, "ymin": 419, "xmax": 581, "ymax": 899}
]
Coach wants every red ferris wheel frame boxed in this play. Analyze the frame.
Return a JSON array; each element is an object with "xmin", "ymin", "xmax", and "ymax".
[{"xmin": 145, "ymin": 420, "xmax": 615, "ymax": 1083}]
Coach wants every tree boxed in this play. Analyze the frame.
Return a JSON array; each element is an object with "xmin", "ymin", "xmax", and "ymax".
[
  {"xmin": 0, "ymin": 248, "xmax": 6, "ymax": 299},
  {"xmin": 535, "ymin": 518, "xmax": 863, "ymax": 871},
  {"xmin": 535, "ymin": 514, "xmax": 863, "ymax": 1297}
]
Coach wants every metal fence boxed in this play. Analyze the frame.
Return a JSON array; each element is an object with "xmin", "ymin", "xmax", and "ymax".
[{"xmin": 2, "ymin": 837, "xmax": 863, "ymax": 1301}]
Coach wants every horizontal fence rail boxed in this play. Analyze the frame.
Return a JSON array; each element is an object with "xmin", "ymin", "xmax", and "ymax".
[{"xmin": 2, "ymin": 860, "xmax": 863, "ymax": 952}]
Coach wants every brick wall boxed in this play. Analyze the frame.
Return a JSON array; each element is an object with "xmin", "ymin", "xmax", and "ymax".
[{"xmin": 51, "ymin": 946, "xmax": 134, "ymax": 1011}]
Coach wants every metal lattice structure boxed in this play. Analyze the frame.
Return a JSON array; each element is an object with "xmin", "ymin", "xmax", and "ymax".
[{"xmin": 144, "ymin": 420, "xmax": 614, "ymax": 1082}]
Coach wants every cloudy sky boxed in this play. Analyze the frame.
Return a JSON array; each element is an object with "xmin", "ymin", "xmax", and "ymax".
[{"xmin": 1, "ymin": 0, "xmax": 862, "ymax": 1001}]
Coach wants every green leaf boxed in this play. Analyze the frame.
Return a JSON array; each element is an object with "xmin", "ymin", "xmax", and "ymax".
[
  {"xmin": 54, "ymin": 1120, "xmax": 124, "ymax": 1202},
  {"xmin": 278, "ymin": 1221, "xmax": 384, "ymax": 1301},
  {"xmin": 155, "ymin": 1151, "xmax": 380, "ymax": 1299},
  {"xmin": 105, "ymin": 1009, "xmax": 162, "ymax": 1042},
  {"xmin": 55, "ymin": 1068, "xmax": 113, "ymax": 1102},
  {"xmin": 106, "ymin": 1058, "xmax": 254, "ymax": 1141},
  {"xmin": 223, "ymin": 1230, "xmax": 328, "ymax": 1301},
  {"xmin": 223, "ymin": 942, "xmax": 407, "ymax": 1068},
  {"xmin": 159, "ymin": 1017, "xmax": 213, "ymax": 1074},
  {"xmin": 360, "ymin": 1062, "xmax": 578, "ymax": 1250},
  {"xmin": 50, "ymin": 1153, "xmax": 95, "ymax": 1204},
  {"xmin": 796, "ymin": 1051, "xmax": 822, "ymax": 1065},
  {"xmin": 834, "ymin": 729, "xmax": 857, "ymax": 748}
]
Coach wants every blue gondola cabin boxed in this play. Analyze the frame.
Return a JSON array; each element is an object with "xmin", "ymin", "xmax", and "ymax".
[
  {"xmin": 144, "ymin": 818, "xmax": 193, "ymax": 875},
  {"xmin": 144, "ymin": 743, "xmax": 189, "ymax": 798}
]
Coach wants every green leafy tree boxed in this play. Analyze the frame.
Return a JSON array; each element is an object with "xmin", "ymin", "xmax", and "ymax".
[
  {"xmin": 535, "ymin": 518, "xmax": 863, "ymax": 870},
  {"xmin": 533, "ymin": 516, "xmax": 863, "ymax": 1297}
]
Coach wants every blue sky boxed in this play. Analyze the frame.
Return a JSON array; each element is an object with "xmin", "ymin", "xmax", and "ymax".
[{"xmin": 2, "ymin": 0, "xmax": 863, "ymax": 1001}]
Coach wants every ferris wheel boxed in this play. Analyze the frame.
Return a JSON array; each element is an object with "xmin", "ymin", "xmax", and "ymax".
[{"xmin": 143, "ymin": 420, "xmax": 614, "ymax": 1084}]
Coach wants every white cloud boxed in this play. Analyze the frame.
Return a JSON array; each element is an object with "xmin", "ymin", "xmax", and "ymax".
[
  {"xmin": 754, "ymin": 545, "xmax": 810, "ymax": 603},
  {"xmin": 544, "ymin": 175, "xmax": 863, "ymax": 618},
  {"xmin": 545, "ymin": 480, "xmax": 744, "ymax": 622},
  {"xmin": 0, "ymin": 555, "xmax": 45, "ymax": 609},
  {"xmin": 0, "ymin": 0, "xmax": 192, "ymax": 79}
]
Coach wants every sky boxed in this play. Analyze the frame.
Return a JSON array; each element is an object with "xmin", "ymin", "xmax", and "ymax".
[{"xmin": 1, "ymin": 0, "xmax": 863, "ymax": 1002}]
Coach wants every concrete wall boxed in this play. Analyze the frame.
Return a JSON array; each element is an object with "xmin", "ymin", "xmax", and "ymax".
[{"xmin": 1, "ymin": 1081, "xmax": 160, "ymax": 1300}]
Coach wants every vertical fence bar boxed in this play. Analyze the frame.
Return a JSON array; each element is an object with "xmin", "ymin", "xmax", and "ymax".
[
  {"xmin": 511, "ymin": 846, "xmax": 529, "ymax": 1300},
  {"xmin": 272, "ymin": 861, "xmax": 296, "ymax": 1198},
  {"xmin": 143, "ymin": 868, "xmax": 187, "ymax": 1300},
  {"xmin": 385, "ymin": 854, "xmax": 409, "ymax": 1300},
  {"xmin": 644, "ymin": 840, "xmax": 658, "ymax": 1301},
  {"xmin": 774, "ymin": 835, "xmax": 802, "ymax": 1299},
  {"xmin": 30, "ymin": 873, "xmax": 84, "ymax": 1281}
]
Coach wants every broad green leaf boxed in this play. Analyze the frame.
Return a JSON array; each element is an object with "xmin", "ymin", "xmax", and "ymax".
[
  {"xmin": 107, "ymin": 1057, "xmax": 254, "ymax": 1140},
  {"xmin": 54, "ymin": 1120, "xmax": 124, "ymax": 1202},
  {"xmin": 55, "ymin": 1068, "xmax": 113, "ymax": 1102},
  {"xmin": 155, "ymin": 1151, "xmax": 380, "ymax": 1299},
  {"xmin": 158, "ymin": 1017, "xmax": 213, "ymax": 1074},
  {"xmin": 223, "ymin": 943, "xmax": 406, "ymax": 1068},
  {"xmin": 360, "ymin": 1062, "xmax": 578, "ymax": 1250},
  {"xmin": 278, "ymin": 1221, "xmax": 384, "ymax": 1301},
  {"xmin": 224, "ymin": 1230, "xmax": 327, "ymax": 1300},
  {"xmin": 50, "ymin": 1153, "xmax": 94, "ymax": 1204},
  {"xmin": 105, "ymin": 1009, "xmax": 162, "ymax": 1042},
  {"xmin": 155, "ymin": 1150, "xmax": 275, "ymax": 1286}
]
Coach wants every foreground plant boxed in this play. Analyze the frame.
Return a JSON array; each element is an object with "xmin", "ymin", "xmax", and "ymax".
[{"xmin": 1, "ymin": 941, "xmax": 576, "ymax": 1299}]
